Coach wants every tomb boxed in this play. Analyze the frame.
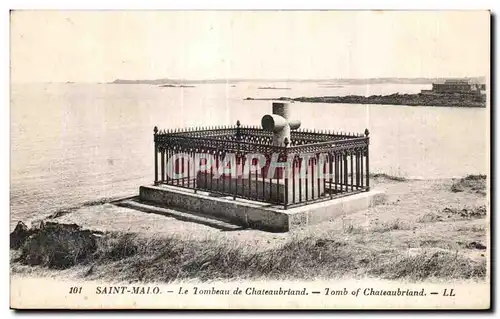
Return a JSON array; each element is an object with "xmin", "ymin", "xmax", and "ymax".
[{"xmin": 139, "ymin": 102, "xmax": 386, "ymax": 232}]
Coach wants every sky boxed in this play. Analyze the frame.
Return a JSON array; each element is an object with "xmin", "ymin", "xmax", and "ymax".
[{"xmin": 10, "ymin": 10, "xmax": 490, "ymax": 83}]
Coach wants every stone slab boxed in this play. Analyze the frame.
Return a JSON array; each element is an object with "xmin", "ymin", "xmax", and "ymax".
[{"xmin": 139, "ymin": 185, "xmax": 386, "ymax": 232}]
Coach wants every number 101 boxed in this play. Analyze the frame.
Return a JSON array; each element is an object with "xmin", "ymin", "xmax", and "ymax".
[{"xmin": 69, "ymin": 287, "xmax": 82, "ymax": 294}]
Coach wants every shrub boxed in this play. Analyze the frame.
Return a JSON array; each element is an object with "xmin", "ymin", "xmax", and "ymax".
[{"xmin": 19, "ymin": 222, "xmax": 97, "ymax": 269}]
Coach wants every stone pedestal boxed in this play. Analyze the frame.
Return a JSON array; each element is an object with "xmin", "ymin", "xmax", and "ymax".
[{"xmin": 139, "ymin": 185, "xmax": 386, "ymax": 232}]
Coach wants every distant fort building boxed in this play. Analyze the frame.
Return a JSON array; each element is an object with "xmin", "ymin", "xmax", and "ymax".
[{"xmin": 421, "ymin": 79, "xmax": 486, "ymax": 95}]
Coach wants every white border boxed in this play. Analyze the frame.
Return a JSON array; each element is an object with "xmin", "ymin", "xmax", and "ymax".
[
  {"xmin": 2, "ymin": 1, "xmax": 498, "ymax": 317},
  {"xmin": 1, "ymin": 0, "xmax": 499, "ymax": 10}
]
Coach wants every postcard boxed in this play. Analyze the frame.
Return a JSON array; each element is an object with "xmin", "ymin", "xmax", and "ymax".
[{"xmin": 10, "ymin": 10, "xmax": 491, "ymax": 310}]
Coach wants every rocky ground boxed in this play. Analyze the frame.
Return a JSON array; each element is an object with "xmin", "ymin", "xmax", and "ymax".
[{"xmin": 10, "ymin": 175, "xmax": 489, "ymax": 283}]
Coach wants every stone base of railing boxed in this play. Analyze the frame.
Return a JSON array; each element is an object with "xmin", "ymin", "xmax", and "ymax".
[{"xmin": 139, "ymin": 184, "xmax": 386, "ymax": 232}]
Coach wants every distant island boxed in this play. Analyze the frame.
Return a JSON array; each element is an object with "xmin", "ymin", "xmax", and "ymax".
[
  {"xmin": 245, "ymin": 94, "xmax": 485, "ymax": 108},
  {"xmin": 318, "ymin": 84, "xmax": 343, "ymax": 88},
  {"xmin": 158, "ymin": 84, "xmax": 195, "ymax": 88},
  {"xmin": 245, "ymin": 80, "xmax": 487, "ymax": 108},
  {"xmin": 258, "ymin": 86, "xmax": 291, "ymax": 90},
  {"xmin": 109, "ymin": 76, "xmax": 486, "ymax": 85}
]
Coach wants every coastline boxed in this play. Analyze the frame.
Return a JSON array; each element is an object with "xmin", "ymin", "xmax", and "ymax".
[{"xmin": 245, "ymin": 93, "xmax": 486, "ymax": 108}]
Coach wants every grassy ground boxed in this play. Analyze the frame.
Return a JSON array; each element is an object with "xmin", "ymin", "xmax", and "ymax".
[{"xmin": 10, "ymin": 175, "xmax": 489, "ymax": 283}]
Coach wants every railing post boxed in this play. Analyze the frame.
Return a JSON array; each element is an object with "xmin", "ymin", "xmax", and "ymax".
[
  {"xmin": 236, "ymin": 120, "xmax": 241, "ymax": 141},
  {"xmin": 154, "ymin": 126, "xmax": 159, "ymax": 185},
  {"xmin": 234, "ymin": 120, "xmax": 241, "ymax": 200},
  {"xmin": 284, "ymin": 138, "xmax": 289, "ymax": 209},
  {"xmin": 364, "ymin": 128, "xmax": 370, "ymax": 191}
]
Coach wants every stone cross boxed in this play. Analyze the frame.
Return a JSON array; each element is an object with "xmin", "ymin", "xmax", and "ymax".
[{"xmin": 261, "ymin": 102, "xmax": 301, "ymax": 146}]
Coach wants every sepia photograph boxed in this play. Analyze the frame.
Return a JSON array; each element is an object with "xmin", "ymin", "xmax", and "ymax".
[{"xmin": 9, "ymin": 10, "xmax": 491, "ymax": 309}]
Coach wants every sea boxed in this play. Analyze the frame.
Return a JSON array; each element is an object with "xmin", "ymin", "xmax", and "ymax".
[{"xmin": 10, "ymin": 82, "xmax": 488, "ymax": 225}]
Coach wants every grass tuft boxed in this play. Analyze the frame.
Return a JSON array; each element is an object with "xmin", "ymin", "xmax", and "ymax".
[
  {"xmin": 370, "ymin": 173, "xmax": 407, "ymax": 182},
  {"xmin": 451, "ymin": 175, "xmax": 486, "ymax": 194},
  {"xmin": 442, "ymin": 206, "xmax": 487, "ymax": 219},
  {"xmin": 371, "ymin": 219, "xmax": 413, "ymax": 233},
  {"xmin": 417, "ymin": 213, "xmax": 444, "ymax": 223},
  {"xmin": 369, "ymin": 251, "xmax": 486, "ymax": 281}
]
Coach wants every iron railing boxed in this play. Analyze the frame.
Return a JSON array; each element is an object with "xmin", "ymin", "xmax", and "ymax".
[{"xmin": 152, "ymin": 122, "xmax": 370, "ymax": 209}]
